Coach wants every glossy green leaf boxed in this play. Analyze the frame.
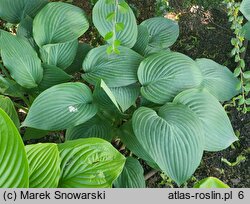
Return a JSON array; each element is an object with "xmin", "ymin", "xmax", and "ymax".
[
  {"xmin": 33, "ymin": 2, "xmax": 89, "ymax": 46},
  {"xmin": 93, "ymin": 0, "xmax": 138, "ymax": 48},
  {"xmin": 23, "ymin": 82, "xmax": 98, "ymax": 130},
  {"xmin": 132, "ymin": 25, "xmax": 149, "ymax": 56},
  {"xmin": 194, "ymin": 177, "xmax": 230, "ymax": 188},
  {"xmin": 0, "ymin": 30, "xmax": 43, "ymax": 88},
  {"xmin": 114, "ymin": 157, "xmax": 146, "ymax": 188},
  {"xmin": 174, "ymin": 89, "xmax": 238, "ymax": 151},
  {"xmin": 138, "ymin": 52, "xmax": 202, "ymax": 104},
  {"xmin": 0, "ymin": 95, "xmax": 20, "ymax": 128},
  {"xmin": 38, "ymin": 64, "xmax": 72, "ymax": 91},
  {"xmin": 58, "ymin": 138, "xmax": 126, "ymax": 188},
  {"xmin": 23, "ymin": 128, "xmax": 48, "ymax": 141},
  {"xmin": 25, "ymin": 143, "xmax": 61, "ymax": 188},
  {"xmin": 0, "ymin": 108, "xmax": 29, "ymax": 187},
  {"xmin": 65, "ymin": 43, "xmax": 92, "ymax": 74},
  {"xmin": 132, "ymin": 104, "xmax": 204, "ymax": 185},
  {"xmin": 243, "ymin": 22, "xmax": 250, "ymax": 41},
  {"xmin": 196, "ymin": 58, "xmax": 240, "ymax": 102},
  {"xmin": 110, "ymin": 83, "xmax": 140, "ymax": 112},
  {"xmin": 66, "ymin": 115, "xmax": 113, "ymax": 142},
  {"xmin": 141, "ymin": 17, "xmax": 179, "ymax": 50},
  {"xmin": 240, "ymin": 0, "xmax": 250, "ymax": 21},
  {"xmin": 40, "ymin": 40, "xmax": 78, "ymax": 70},
  {"xmin": 0, "ymin": 0, "xmax": 48, "ymax": 24},
  {"xmin": 83, "ymin": 45, "xmax": 143, "ymax": 87}
]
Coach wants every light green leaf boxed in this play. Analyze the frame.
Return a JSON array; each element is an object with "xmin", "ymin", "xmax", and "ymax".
[
  {"xmin": 174, "ymin": 89, "xmax": 238, "ymax": 151},
  {"xmin": 22, "ymin": 82, "xmax": 98, "ymax": 130},
  {"xmin": 240, "ymin": 0, "xmax": 250, "ymax": 21},
  {"xmin": 114, "ymin": 157, "xmax": 146, "ymax": 188},
  {"xmin": 132, "ymin": 25, "xmax": 150, "ymax": 56},
  {"xmin": 83, "ymin": 45, "xmax": 143, "ymax": 87},
  {"xmin": 141, "ymin": 17, "xmax": 179, "ymax": 50},
  {"xmin": 194, "ymin": 177, "xmax": 230, "ymax": 188},
  {"xmin": 93, "ymin": 0, "xmax": 138, "ymax": 48},
  {"xmin": 25, "ymin": 143, "xmax": 61, "ymax": 188},
  {"xmin": 40, "ymin": 40, "xmax": 78, "ymax": 70},
  {"xmin": 0, "ymin": 108, "xmax": 29, "ymax": 187},
  {"xmin": 0, "ymin": 95, "xmax": 20, "ymax": 128},
  {"xmin": 0, "ymin": 0, "xmax": 48, "ymax": 24},
  {"xmin": 104, "ymin": 31, "xmax": 114, "ymax": 41},
  {"xmin": 118, "ymin": 1, "xmax": 130, "ymax": 13},
  {"xmin": 243, "ymin": 22, "xmax": 250, "ymax": 41},
  {"xmin": 110, "ymin": 83, "xmax": 140, "ymax": 112},
  {"xmin": 196, "ymin": 58, "xmax": 240, "ymax": 102},
  {"xmin": 23, "ymin": 128, "xmax": 48, "ymax": 141},
  {"xmin": 66, "ymin": 115, "xmax": 113, "ymax": 142},
  {"xmin": 138, "ymin": 51, "xmax": 202, "ymax": 104},
  {"xmin": 132, "ymin": 104, "xmax": 204, "ymax": 185},
  {"xmin": 65, "ymin": 43, "xmax": 92, "ymax": 74},
  {"xmin": 115, "ymin": 22, "xmax": 125, "ymax": 31},
  {"xmin": 0, "ymin": 30, "xmax": 43, "ymax": 88},
  {"xmin": 119, "ymin": 121, "xmax": 160, "ymax": 170},
  {"xmin": 58, "ymin": 138, "xmax": 126, "ymax": 188},
  {"xmin": 106, "ymin": 12, "xmax": 115, "ymax": 21},
  {"xmin": 38, "ymin": 64, "xmax": 72, "ymax": 91},
  {"xmin": 243, "ymin": 71, "xmax": 250, "ymax": 79},
  {"xmin": 33, "ymin": 2, "xmax": 89, "ymax": 46}
]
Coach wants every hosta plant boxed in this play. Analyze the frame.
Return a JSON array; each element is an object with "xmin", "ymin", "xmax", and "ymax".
[{"xmin": 0, "ymin": 0, "xmax": 240, "ymax": 187}]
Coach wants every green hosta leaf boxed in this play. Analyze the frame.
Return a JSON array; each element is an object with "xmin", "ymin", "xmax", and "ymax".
[
  {"xmin": 0, "ymin": 0, "xmax": 48, "ymax": 24},
  {"xmin": 0, "ymin": 95, "xmax": 20, "ymax": 128},
  {"xmin": 25, "ymin": 143, "xmax": 61, "ymax": 188},
  {"xmin": 23, "ymin": 82, "xmax": 98, "ymax": 130},
  {"xmin": 141, "ymin": 17, "xmax": 179, "ymax": 51},
  {"xmin": 23, "ymin": 128, "xmax": 48, "ymax": 141},
  {"xmin": 119, "ymin": 121, "xmax": 160, "ymax": 170},
  {"xmin": 38, "ymin": 64, "xmax": 72, "ymax": 91},
  {"xmin": 0, "ymin": 108, "xmax": 29, "ymax": 187},
  {"xmin": 58, "ymin": 138, "xmax": 126, "ymax": 188},
  {"xmin": 40, "ymin": 40, "xmax": 78, "ymax": 70},
  {"xmin": 132, "ymin": 104, "xmax": 204, "ymax": 185},
  {"xmin": 243, "ymin": 22, "xmax": 250, "ymax": 41},
  {"xmin": 174, "ymin": 89, "xmax": 238, "ymax": 151},
  {"xmin": 83, "ymin": 45, "xmax": 143, "ymax": 87},
  {"xmin": 196, "ymin": 58, "xmax": 240, "ymax": 102},
  {"xmin": 114, "ymin": 157, "xmax": 146, "ymax": 188},
  {"xmin": 240, "ymin": 0, "xmax": 250, "ymax": 21},
  {"xmin": 65, "ymin": 43, "xmax": 92, "ymax": 74},
  {"xmin": 194, "ymin": 177, "xmax": 229, "ymax": 188},
  {"xmin": 33, "ymin": 2, "xmax": 89, "ymax": 46},
  {"xmin": 138, "ymin": 52, "xmax": 202, "ymax": 104},
  {"xmin": 93, "ymin": 0, "xmax": 137, "ymax": 48},
  {"xmin": 66, "ymin": 115, "xmax": 113, "ymax": 142},
  {"xmin": 0, "ymin": 75, "xmax": 24, "ymax": 97},
  {"xmin": 110, "ymin": 83, "xmax": 140, "ymax": 112},
  {"xmin": 132, "ymin": 25, "xmax": 150, "ymax": 56},
  {"xmin": 0, "ymin": 30, "xmax": 43, "ymax": 88}
]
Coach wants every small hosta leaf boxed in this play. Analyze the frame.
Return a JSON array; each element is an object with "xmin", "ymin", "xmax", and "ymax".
[{"xmin": 194, "ymin": 177, "xmax": 229, "ymax": 188}]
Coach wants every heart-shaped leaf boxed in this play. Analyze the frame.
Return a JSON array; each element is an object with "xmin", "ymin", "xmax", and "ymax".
[
  {"xmin": 0, "ymin": 95, "xmax": 20, "ymax": 128},
  {"xmin": 25, "ymin": 143, "xmax": 61, "ymax": 188},
  {"xmin": 83, "ymin": 45, "xmax": 143, "ymax": 87},
  {"xmin": 132, "ymin": 104, "xmax": 204, "ymax": 185},
  {"xmin": 114, "ymin": 157, "xmax": 146, "ymax": 188},
  {"xmin": 0, "ymin": 108, "xmax": 29, "ymax": 187},
  {"xmin": 174, "ymin": 89, "xmax": 238, "ymax": 151},
  {"xmin": 66, "ymin": 115, "xmax": 113, "ymax": 142},
  {"xmin": 33, "ymin": 2, "xmax": 89, "ymax": 46},
  {"xmin": 58, "ymin": 138, "xmax": 126, "ymax": 188},
  {"xmin": 196, "ymin": 58, "xmax": 240, "ymax": 102},
  {"xmin": 93, "ymin": 0, "xmax": 138, "ymax": 48},
  {"xmin": 0, "ymin": 0, "xmax": 48, "ymax": 24},
  {"xmin": 23, "ymin": 82, "xmax": 98, "ymax": 130},
  {"xmin": 0, "ymin": 30, "xmax": 43, "ymax": 88},
  {"xmin": 138, "ymin": 51, "xmax": 202, "ymax": 104}
]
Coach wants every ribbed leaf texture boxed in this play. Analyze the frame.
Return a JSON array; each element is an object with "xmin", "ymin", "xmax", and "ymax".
[
  {"xmin": 25, "ymin": 143, "xmax": 61, "ymax": 188},
  {"xmin": 0, "ymin": 108, "xmax": 29, "ymax": 187},
  {"xmin": 240, "ymin": 0, "xmax": 250, "ymax": 21}
]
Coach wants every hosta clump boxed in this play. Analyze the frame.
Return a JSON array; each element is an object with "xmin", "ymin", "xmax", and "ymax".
[{"xmin": 0, "ymin": 0, "xmax": 240, "ymax": 187}]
